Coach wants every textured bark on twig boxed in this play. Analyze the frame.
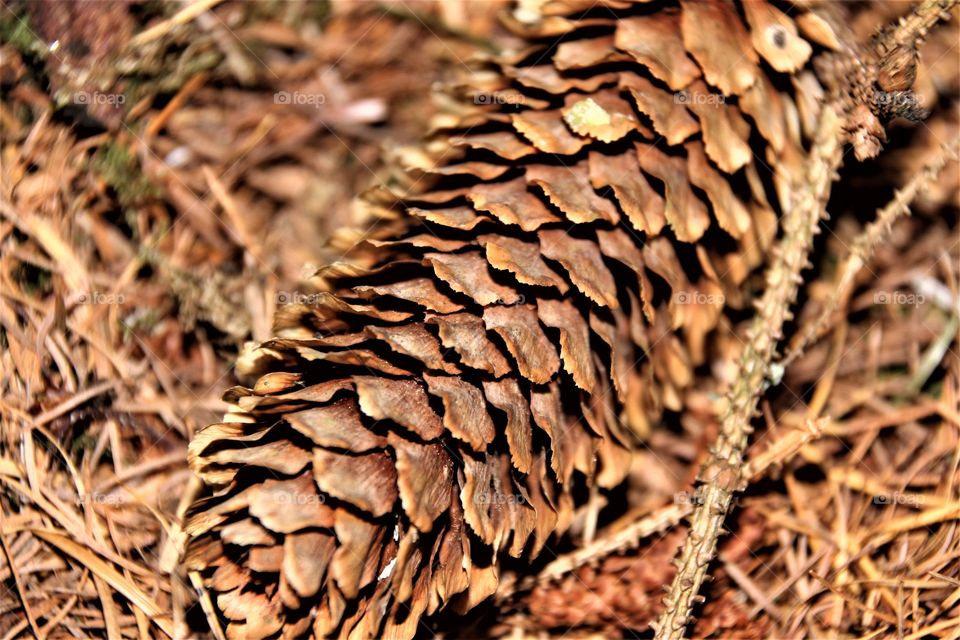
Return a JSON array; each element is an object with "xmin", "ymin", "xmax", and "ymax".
[
  {"xmin": 653, "ymin": 105, "xmax": 845, "ymax": 640},
  {"xmin": 784, "ymin": 137, "xmax": 960, "ymax": 367},
  {"xmin": 505, "ymin": 413, "xmax": 826, "ymax": 598},
  {"xmin": 655, "ymin": 2, "xmax": 959, "ymax": 636},
  {"xmin": 876, "ymin": 0, "xmax": 959, "ymax": 62}
]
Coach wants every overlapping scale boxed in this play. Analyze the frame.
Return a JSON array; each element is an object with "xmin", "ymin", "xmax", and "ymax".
[{"xmin": 186, "ymin": 1, "xmax": 823, "ymax": 637}]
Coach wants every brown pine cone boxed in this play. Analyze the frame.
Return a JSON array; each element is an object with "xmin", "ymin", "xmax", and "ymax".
[{"xmin": 183, "ymin": 1, "xmax": 850, "ymax": 637}]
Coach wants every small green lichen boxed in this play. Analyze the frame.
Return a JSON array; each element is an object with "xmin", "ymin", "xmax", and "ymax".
[
  {"xmin": 91, "ymin": 142, "xmax": 162, "ymax": 208},
  {"xmin": 0, "ymin": 9, "xmax": 47, "ymax": 58}
]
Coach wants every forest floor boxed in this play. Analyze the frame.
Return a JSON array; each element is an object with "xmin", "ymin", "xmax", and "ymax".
[{"xmin": 1, "ymin": 1, "xmax": 959, "ymax": 638}]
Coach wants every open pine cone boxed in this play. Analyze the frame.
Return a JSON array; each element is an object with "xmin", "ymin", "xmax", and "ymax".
[{"xmin": 183, "ymin": 1, "xmax": 885, "ymax": 637}]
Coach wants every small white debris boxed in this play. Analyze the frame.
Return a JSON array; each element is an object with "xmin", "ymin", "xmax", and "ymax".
[
  {"xmin": 513, "ymin": 0, "xmax": 542, "ymax": 24},
  {"xmin": 164, "ymin": 146, "xmax": 192, "ymax": 169},
  {"xmin": 767, "ymin": 362, "xmax": 785, "ymax": 387},
  {"xmin": 910, "ymin": 274, "xmax": 955, "ymax": 312},
  {"xmin": 378, "ymin": 556, "xmax": 397, "ymax": 581}
]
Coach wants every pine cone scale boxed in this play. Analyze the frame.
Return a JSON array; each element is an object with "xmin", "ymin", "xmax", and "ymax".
[{"xmin": 185, "ymin": 0, "xmax": 828, "ymax": 636}]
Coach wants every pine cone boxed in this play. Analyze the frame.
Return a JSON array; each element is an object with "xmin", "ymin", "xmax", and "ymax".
[{"xmin": 185, "ymin": 1, "xmax": 830, "ymax": 637}]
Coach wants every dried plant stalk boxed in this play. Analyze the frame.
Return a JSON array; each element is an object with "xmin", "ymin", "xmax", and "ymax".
[
  {"xmin": 510, "ymin": 413, "xmax": 825, "ymax": 596},
  {"xmin": 653, "ymin": 106, "xmax": 845, "ymax": 640},
  {"xmin": 655, "ymin": 1, "xmax": 959, "ymax": 634},
  {"xmin": 876, "ymin": 0, "xmax": 958, "ymax": 58},
  {"xmin": 785, "ymin": 137, "xmax": 960, "ymax": 366}
]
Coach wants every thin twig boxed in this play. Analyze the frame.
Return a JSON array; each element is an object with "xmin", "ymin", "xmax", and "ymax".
[
  {"xmin": 0, "ymin": 533, "xmax": 43, "ymax": 639},
  {"xmin": 875, "ymin": 0, "xmax": 959, "ymax": 55},
  {"xmin": 653, "ymin": 105, "xmax": 845, "ymax": 640},
  {"xmin": 653, "ymin": 3, "xmax": 959, "ymax": 635},
  {"xmin": 515, "ymin": 503, "xmax": 690, "ymax": 595},
  {"xmin": 784, "ymin": 138, "xmax": 960, "ymax": 367},
  {"xmin": 503, "ymin": 416, "xmax": 826, "ymax": 599},
  {"xmin": 128, "ymin": 0, "xmax": 226, "ymax": 47}
]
